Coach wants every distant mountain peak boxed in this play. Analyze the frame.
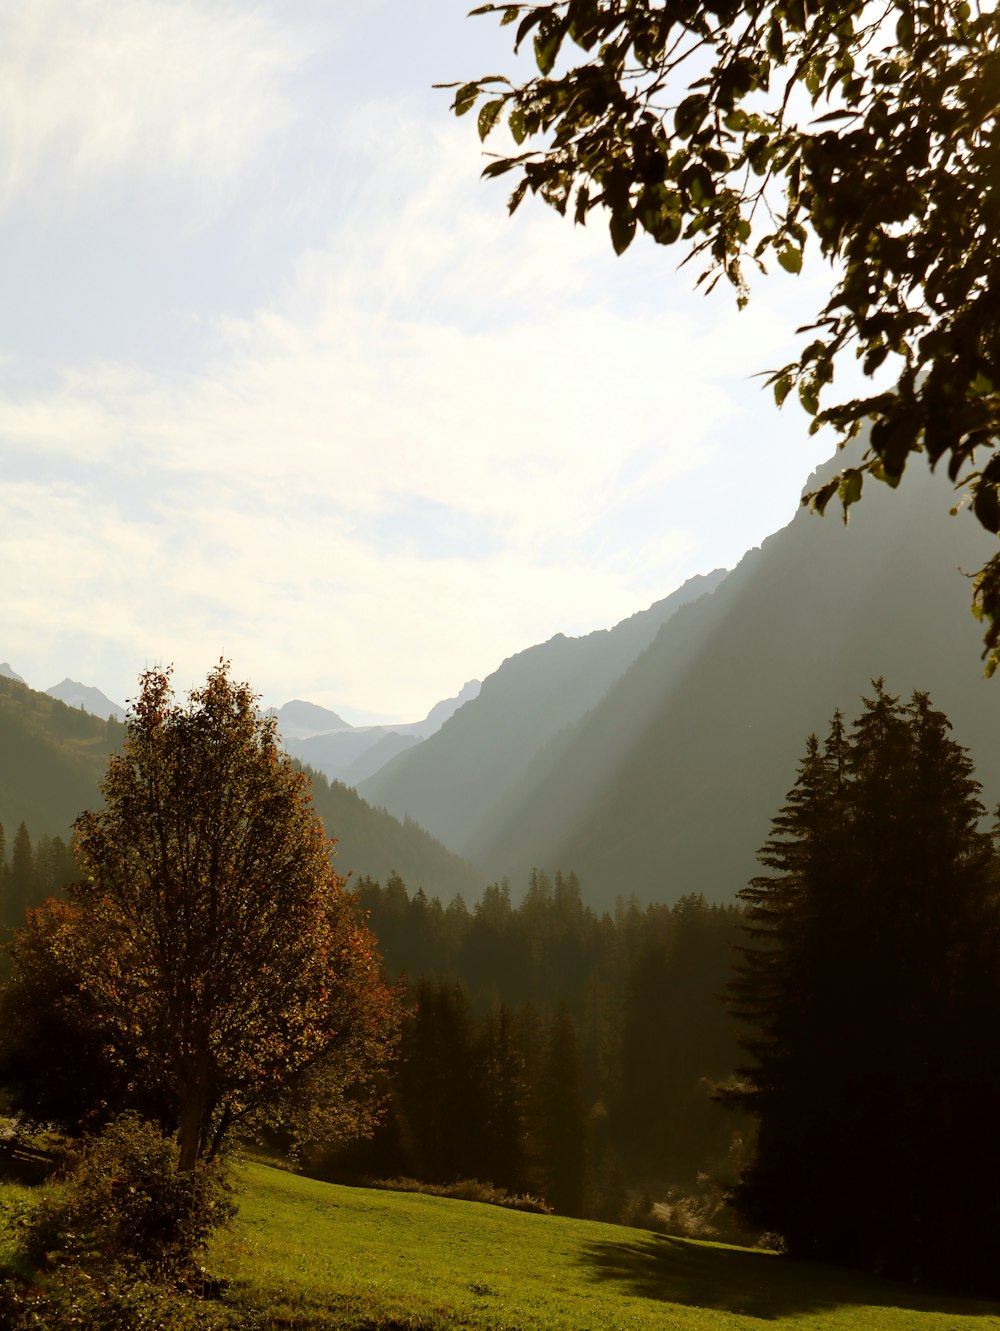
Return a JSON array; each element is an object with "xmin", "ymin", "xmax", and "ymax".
[
  {"xmin": 414, "ymin": 679, "xmax": 482, "ymax": 738},
  {"xmin": 277, "ymin": 679, "xmax": 484, "ymax": 787},
  {"xmin": 0, "ymin": 662, "xmax": 25, "ymax": 684},
  {"xmin": 45, "ymin": 678, "xmax": 126, "ymax": 722},
  {"xmin": 267, "ymin": 700, "xmax": 352, "ymax": 742}
]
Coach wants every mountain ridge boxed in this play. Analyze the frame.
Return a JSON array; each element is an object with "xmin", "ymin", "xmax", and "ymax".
[
  {"xmin": 0, "ymin": 674, "xmax": 483, "ymax": 902},
  {"xmin": 359, "ymin": 570, "xmax": 729, "ymax": 854},
  {"xmin": 466, "ymin": 449, "xmax": 1000, "ymax": 906},
  {"xmin": 3, "ymin": 668, "xmax": 483, "ymax": 790}
]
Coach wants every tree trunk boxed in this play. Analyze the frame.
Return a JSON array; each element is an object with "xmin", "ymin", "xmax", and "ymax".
[{"xmin": 177, "ymin": 1096, "xmax": 204, "ymax": 1172}]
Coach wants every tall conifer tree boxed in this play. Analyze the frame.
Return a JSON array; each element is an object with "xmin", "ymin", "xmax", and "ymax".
[
  {"xmin": 538, "ymin": 1004, "xmax": 588, "ymax": 1215},
  {"xmin": 728, "ymin": 684, "xmax": 1000, "ymax": 1288}
]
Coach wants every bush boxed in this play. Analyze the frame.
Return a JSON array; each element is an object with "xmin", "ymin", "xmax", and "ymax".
[
  {"xmin": 0, "ymin": 1265, "xmax": 237, "ymax": 1331},
  {"xmin": 1, "ymin": 1116, "xmax": 238, "ymax": 1329},
  {"xmin": 21, "ymin": 1115, "xmax": 235, "ymax": 1280}
]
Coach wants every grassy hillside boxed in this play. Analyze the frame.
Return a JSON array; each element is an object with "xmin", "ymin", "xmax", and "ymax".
[
  {"xmin": 201, "ymin": 1163, "xmax": 1000, "ymax": 1329},
  {"xmin": 4, "ymin": 1159, "xmax": 999, "ymax": 1327}
]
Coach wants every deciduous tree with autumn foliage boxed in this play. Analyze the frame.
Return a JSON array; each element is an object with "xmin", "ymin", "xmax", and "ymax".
[{"xmin": 2, "ymin": 662, "xmax": 401, "ymax": 1172}]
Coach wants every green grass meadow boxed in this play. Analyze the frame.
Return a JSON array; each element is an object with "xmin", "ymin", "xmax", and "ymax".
[{"xmin": 200, "ymin": 1162, "xmax": 1000, "ymax": 1329}]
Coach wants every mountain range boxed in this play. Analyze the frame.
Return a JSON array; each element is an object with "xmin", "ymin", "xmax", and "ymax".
[
  {"xmin": 0, "ymin": 666, "xmax": 128, "ymax": 723},
  {"xmin": 273, "ymin": 682, "xmax": 482, "ymax": 786},
  {"xmin": 0, "ymin": 673, "xmax": 483, "ymax": 901},
  {"xmin": 10, "ymin": 446, "xmax": 1000, "ymax": 913},
  {"xmin": 359, "ymin": 571, "xmax": 728, "ymax": 853},
  {"xmin": 357, "ymin": 451, "xmax": 1000, "ymax": 908},
  {"xmin": 0, "ymin": 665, "xmax": 482, "ymax": 791}
]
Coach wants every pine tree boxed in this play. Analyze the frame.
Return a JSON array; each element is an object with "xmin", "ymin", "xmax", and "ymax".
[
  {"xmin": 6, "ymin": 822, "xmax": 38, "ymax": 931},
  {"xmin": 396, "ymin": 979, "xmax": 481, "ymax": 1183},
  {"xmin": 478, "ymin": 1004, "xmax": 530, "ymax": 1192},
  {"xmin": 727, "ymin": 684, "xmax": 1000, "ymax": 1288},
  {"xmin": 538, "ymin": 1005, "xmax": 588, "ymax": 1215}
]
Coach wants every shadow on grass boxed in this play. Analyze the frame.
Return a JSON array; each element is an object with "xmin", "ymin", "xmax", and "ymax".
[
  {"xmin": 578, "ymin": 1232, "xmax": 1000, "ymax": 1321},
  {"xmin": 0, "ymin": 1142, "xmax": 56, "ymax": 1186}
]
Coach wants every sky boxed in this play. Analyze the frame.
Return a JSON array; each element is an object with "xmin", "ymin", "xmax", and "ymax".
[{"xmin": 1, "ymin": 0, "xmax": 838, "ymax": 724}]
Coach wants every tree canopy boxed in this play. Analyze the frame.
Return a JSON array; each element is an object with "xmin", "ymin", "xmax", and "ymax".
[
  {"xmin": 4, "ymin": 663, "xmax": 402, "ymax": 1170},
  {"xmin": 447, "ymin": 1, "xmax": 1000, "ymax": 666}
]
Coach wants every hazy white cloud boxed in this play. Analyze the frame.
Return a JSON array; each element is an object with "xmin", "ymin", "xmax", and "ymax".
[
  {"xmin": 0, "ymin": 0, "xmax": 306, "ymax": 219},
  {"xmin": 0, "ymin": 6, "xmax": 836, "ymax": 719}
]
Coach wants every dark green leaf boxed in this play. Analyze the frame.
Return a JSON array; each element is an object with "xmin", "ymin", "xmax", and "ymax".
[
  {"xmin": 838, "ymin": 467, "xmax": 863, "ymax": 512},
  {"xmin": 534, "ymin": 22, "xmax": 563, "ymax": 74},
  {"xmin": 810, "ymin": 478, "xmax": 840, "ymax": 515},
  {"xmin": 869, "ymin": 458, "xmax": 902, "ymax": 489},
  {"xmin": 863, "ymin": 345, "xmax": 889, "ymax": 376},
  {"xmin": 974, "ymin": 482, "xmax": 1000, "ymax": 534},
  {"xmin": 767, "ymin": 18, "xmax": 785, "ymax": 62},
  {"xmin": 454, "ymin": 83, "xmax": 480, "ymax": 117},
  {"xmin": 675, "ymin": 94, "xmax": 708, "ymax": 140},
  {"xmin": 638, "ymin": 186, "xmax": 682, "ymax": 243},
  {"xmin": 610, "ymin": 209, "xmax": 637, "ymax": 255},
  {"xmin": 514, "ymin": 8, "xmax": 544, "ymax": 50},
  {"xmin": 508, "ymin": 178, "xmax": 530, "ymax": 214},
  {"xmin": 478, "ymin": 98, "xmax": 505, "ymax": 140}
]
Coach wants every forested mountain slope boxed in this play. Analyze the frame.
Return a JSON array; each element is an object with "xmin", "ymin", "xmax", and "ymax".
[
  {"xmin": 359, "ymin": 571, "xmax": 727, "ymax": 854},
  {"xmin": 0, "ymin": 675, "xmax": 123, "ymax": 838},
  {"xmin": 0, "ymin": 676, "xmax": 482, "ymax": 900},
  {"xmin": 471, "ymin": 453, "xmax": 1000, "ymax": 907},
  {"xmin": 303, "ymin": 769, "xmax": 482, "ymax": 900}
]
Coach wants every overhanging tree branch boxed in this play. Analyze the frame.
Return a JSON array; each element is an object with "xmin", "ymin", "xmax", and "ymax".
[{"xmin": 445, "ymin": 0, "xmax": 1000, "ymax": 669}]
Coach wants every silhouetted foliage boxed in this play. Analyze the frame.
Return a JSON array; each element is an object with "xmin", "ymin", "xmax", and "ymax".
[
  {"xmin": 727, "ymin": 683, "xmax": 1000, "ymax": 1290},
  {"xmin": 449, "ymin": 1, "xmax": 1000, "ymax": 669},
  {"xmin": 537, "ymin": 1004, "xmax": 589, "ymax": 1215},
  {"xmin": 0, "ymin": 821, "xmax": 76, "ymax": 934},
  {"xmin": 0, "ymin": 899, "xmax": 165, "ymax": 1134}
]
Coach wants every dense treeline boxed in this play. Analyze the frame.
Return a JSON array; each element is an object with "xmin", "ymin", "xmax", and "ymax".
[
  {"xmin": 0, "ymin": 824, "xmax": 745, "ymax": 1221},
  {"xmin": 320, "ymin": 871, "xmax": 746, "ymax": 1223},
  {"xmin": 0, "ymin": 820, "xmax": 76, "ymax": 937},
  {"xmin": 8, "ymin": 678, "xmax": 1000, "ymax": 1293}
]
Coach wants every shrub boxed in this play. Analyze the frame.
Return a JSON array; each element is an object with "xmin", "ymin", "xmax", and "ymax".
[
  {"xmin": 21, "ymin": 1114, "xmax": 235, "ymax": 1280},
  {"xmin": 0, "ymin": 1266, "xmax": 237, "ymax": 1331}
]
